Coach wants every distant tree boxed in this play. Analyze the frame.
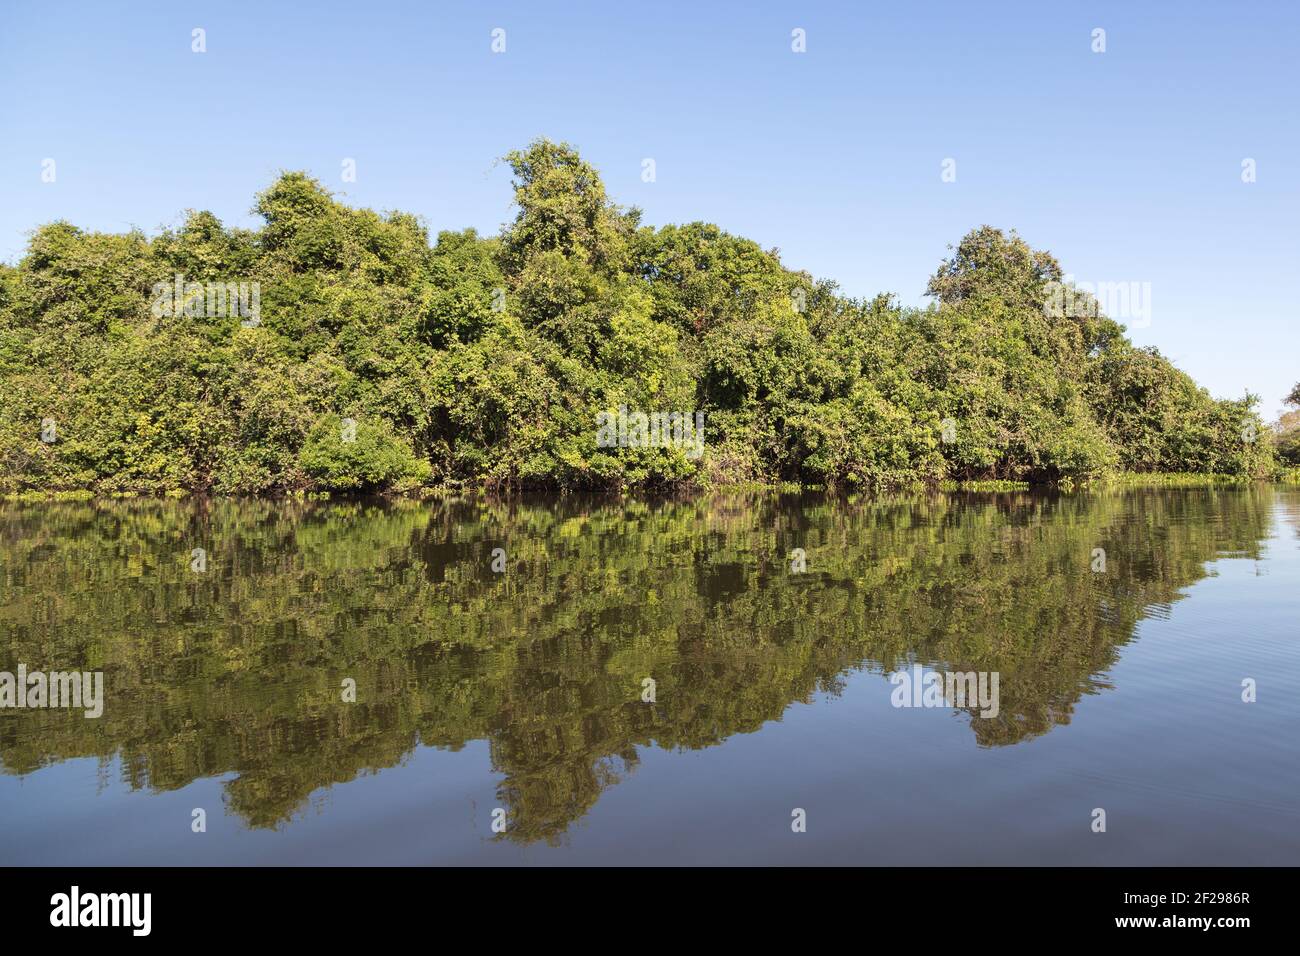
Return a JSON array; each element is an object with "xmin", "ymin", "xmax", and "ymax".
[{"xmin": 1274, "ymin": 383, "xmax": 1300, "ymax": 465}]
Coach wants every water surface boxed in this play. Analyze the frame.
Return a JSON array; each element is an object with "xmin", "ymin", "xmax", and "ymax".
[{"xmin": 1, "ymin": 488, "xmax": 1297, "ymax": 864}]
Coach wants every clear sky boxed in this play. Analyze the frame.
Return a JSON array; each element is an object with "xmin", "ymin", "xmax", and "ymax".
[{"xmin": 2, "ymin": 1, "xmax": 1296, "ymax": 416}]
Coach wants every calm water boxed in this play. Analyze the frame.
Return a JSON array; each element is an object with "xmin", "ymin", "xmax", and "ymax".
[{"xmin": 1, "ymin": 488, "xmax": 1297, "ymax": 865}]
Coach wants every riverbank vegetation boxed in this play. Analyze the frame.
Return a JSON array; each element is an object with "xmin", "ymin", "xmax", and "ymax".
[{"xmin": 0, "ymin": 139, "xmax": 1281, "ymax": 495}]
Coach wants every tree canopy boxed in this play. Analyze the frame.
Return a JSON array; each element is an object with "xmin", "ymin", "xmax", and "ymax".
[{"xmin": 0, "ymin": 139, "xmax": 1277, "ymax": 494}]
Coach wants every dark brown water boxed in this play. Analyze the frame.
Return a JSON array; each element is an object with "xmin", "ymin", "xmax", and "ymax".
[{"xmin": 1, "ymin": 487, "xmax": 1297, "ymax": 864}]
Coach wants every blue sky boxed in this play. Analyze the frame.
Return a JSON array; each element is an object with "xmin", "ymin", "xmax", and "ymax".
[{"xmin": 2, "ymin": 0, "xmax": 1296, "ymax": 415}]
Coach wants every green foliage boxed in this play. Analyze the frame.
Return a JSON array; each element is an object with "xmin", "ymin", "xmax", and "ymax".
[
  {"xmin": 298, "ymin": 415, "xmax": 430, "ymax": 492},
  {"xmin": 0, "ymin": 140, "xmax": 1276, "ymax": 494},
  {"xmin": 1273, "ymin": 385, "xmax": 1300, "ymax": 467}
]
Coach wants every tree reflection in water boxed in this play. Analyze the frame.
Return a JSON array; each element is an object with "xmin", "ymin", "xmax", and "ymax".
[{"xmin": 0, "ymin": 487, "xmax": 1275, "ymax": 844}]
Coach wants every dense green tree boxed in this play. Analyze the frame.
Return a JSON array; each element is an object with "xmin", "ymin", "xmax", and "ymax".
[{"xmin": 0, "ymin": 140, "xmax": 1277, "ymax": 494}]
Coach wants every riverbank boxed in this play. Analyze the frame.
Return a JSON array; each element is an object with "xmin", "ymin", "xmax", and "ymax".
[{"xmin": 5, "ymin": 469, "xmax": 1299, "ymax": 504}]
